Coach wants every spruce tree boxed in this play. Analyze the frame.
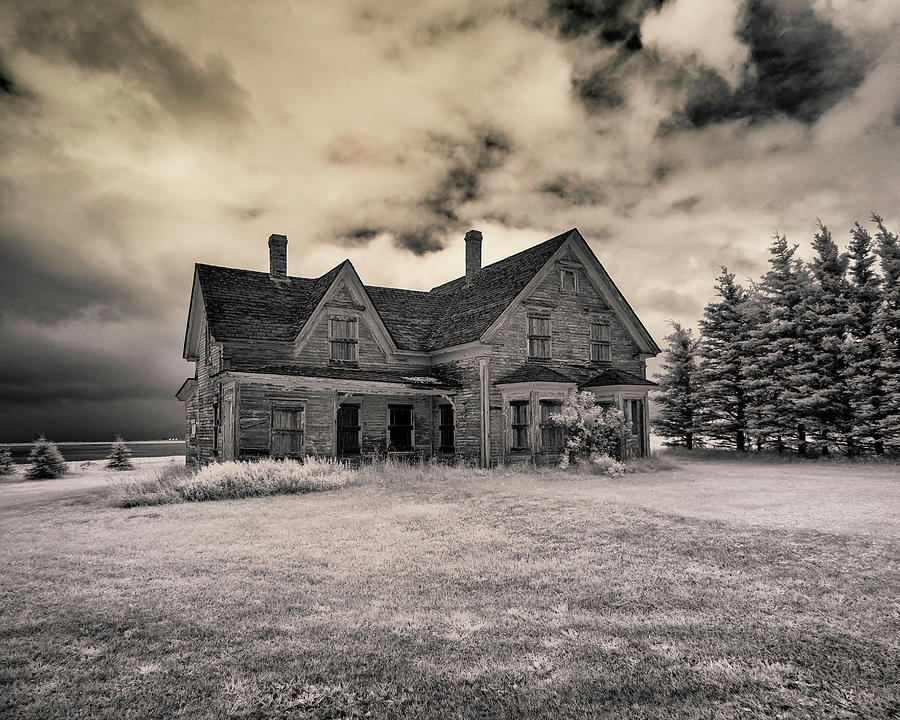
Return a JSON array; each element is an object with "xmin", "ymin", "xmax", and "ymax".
[
  {"xmin": 845, "ymin": 222, "xmax": 884, "ymax": 452},
  {"xmin": 106, "ymin": 435, "xmax": 134, "ymax": 470},
  {"xmin": 795, "ymin": 222, "xmax": 853, "ymax": 454},
  {"xmin": 26, "ymin": 436, "xmax": 67, "ymax": 480},
  {"xmin": 872, "ymin": 213, "xmax": 900, "ymax": 451},
  {"xmin": 742, "ymin": 234, "xmax": 811, "ymax": 453},
  {"xmin": 651, "ymin": 321, "xmax": 701, "ymax": 448},
  {"xmin": 0, "ymin": 447, "xmax": 13, "ymax": 476},
  {"xmin": 697, "ymin": 267, "xmax": 750, "ymax": 450}
]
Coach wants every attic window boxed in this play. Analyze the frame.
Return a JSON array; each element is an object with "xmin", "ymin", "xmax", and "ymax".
[
  {"xmin": 561, "ymin": 269, "xmax": 577, "ymax": 293},
  {"xmin": 330, "ymin": 317, "xmax": 358, "ymax": 363},
  {"xmin": 527, "ymin": 313, "xmax": 551, "ymax": 359},
  {"xmin": 590, "ymin": 320, "xmax": 611, "ymax": 362}
]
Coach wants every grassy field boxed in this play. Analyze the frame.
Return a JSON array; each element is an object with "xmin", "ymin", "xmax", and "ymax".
[{"xmin": 0, "ymin": 456, "xmax": 897, "ymax": 718}]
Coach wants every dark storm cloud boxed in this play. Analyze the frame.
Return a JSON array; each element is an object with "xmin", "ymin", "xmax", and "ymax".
[
  {"xmin": 12, "ymin": 0, "xmax": 248, "ymax": 126},
  {"xmin": 226, "ymin": 206, "xmax": 267, "ymax": 221},
  {"xmin": 0, "ymin": 233, "xmax": 156, "ymax": 324},
  {"xmin": 684, "ymin": 0, "xmax": 867, "ymax": 126},
  {"xmin": 546, "ymin": 0, "xmax": 664, "ymax": 42},
  {"xmin": 0, "ymin": 52, "xmax": 23, "ymax": 96}
]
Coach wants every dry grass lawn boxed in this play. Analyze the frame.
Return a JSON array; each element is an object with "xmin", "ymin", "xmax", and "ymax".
[{"xmin": 0, "ymin": 456, "xmax": 897, "ymax": 718}]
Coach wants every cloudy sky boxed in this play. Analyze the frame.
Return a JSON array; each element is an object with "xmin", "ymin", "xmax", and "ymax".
[{"xmin": 1, "ymin": 0, "xmax": 898, "ymax": 441}]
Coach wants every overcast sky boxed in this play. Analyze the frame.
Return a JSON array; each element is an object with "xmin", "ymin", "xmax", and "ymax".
[{"xmin": 1, "ymin": 0, "xmax": 898, "ymax": 441}]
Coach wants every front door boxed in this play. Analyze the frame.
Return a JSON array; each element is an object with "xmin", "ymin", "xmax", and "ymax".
[{"xmin": 337, "ymin": 405, "xmax": 360, "ymax": 456}]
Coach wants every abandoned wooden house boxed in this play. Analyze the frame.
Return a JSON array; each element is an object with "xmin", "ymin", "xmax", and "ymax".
[{"xmin": 177, "ymin": 228, "xmax": 660, "ymax": 466}]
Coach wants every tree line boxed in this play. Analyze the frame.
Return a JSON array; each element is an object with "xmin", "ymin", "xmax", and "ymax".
[{"xmin": 652, "ymin": 213, "xmax": 900, "ymax": 456}]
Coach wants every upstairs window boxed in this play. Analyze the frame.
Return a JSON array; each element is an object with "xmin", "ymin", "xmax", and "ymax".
[
  {"xmin": 540, "ymin": 401, "xmax": 564, "ymax": 451},
  {"xmin": 590, "ymin": 320, "xmax": 611, "ymax": 362},
  {"xmin": 510, "ymin": 401, "xmax": 529, "ymax": 450},
  {"xmin": 527, "ymin": 314, "xmax": 551, "ymax": 359},
  {"xmin": 560, "ymin": 269, "xmax": 577, "ymax": 293},
  {"xmin": 439, "ymin": 404, "xmax": 455, "ymax": 452},
  {"xmin": 388, "ymin": 404, "xmax": 414, "ymax": 450},
  {"xmin": 330, "ymin": 317, "xmax": 358, "ymax": 363}
]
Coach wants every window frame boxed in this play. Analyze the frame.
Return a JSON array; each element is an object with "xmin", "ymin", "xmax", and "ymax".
[
  {"xmin": 527, "ymin": 313, "xmax": 552, "ymax": 360},
  {"xmin": 590, "ymin": 319, "xmax": 612, "ymax": 363},
  {"xmin": 539, "ymin": 400, "xmax": 564, "ymax": 452},
  {"xmin": 439, "ymin": 404, "xmax": 455, "ymax": 453},
  {"xmin": 271, "ymin": 405, "xmax": 305, "ymax": 458},
  {"xmin": 329, "ymin": 316, "xmax": 359, "ymax": 364},
  {"xmin": 387, "ymin": 404, "xmax": 414, "ymax": 451},
  {"xmin": 560, "ymin": 269, "xmax": 577, "ymax": 294},
  {"xmin": 510, "ymin": 400, "xmax": 530, "ymax": 450}
]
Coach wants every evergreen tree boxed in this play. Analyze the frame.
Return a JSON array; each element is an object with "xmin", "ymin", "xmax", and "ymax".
[
  {"xmin": 872, "ymin": 213, "xmax": 900, "ymax": 451},
  {"xmin": 795, "ymin": 222, "xmax": 853, "ymax": 454},
  {"xmin": 742, "ymin": 234, "xmax": 812, "ymax": 453},
  {"xmin": 651, "ymin": 321, "xmax": 701, "ymax": 448},
  {"xmin": 696, "ymin": 267, "xmax": 750, "ymax": 450},
  {"xmin": 0, "ymin": 447, "xmax": 13, "ymax": 475},
  {"xmin": 26, "ymin": 436, "xmax": 67, "ymax": 480},
  {"xmin": 106, "ymin": 435, "xmax": 134, "ymax": 470},
  {"xmin": 844, "ymin": 221, "xmax": 884, "ymax": 452}
]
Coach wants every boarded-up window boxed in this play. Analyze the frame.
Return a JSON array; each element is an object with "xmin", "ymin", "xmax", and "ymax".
[
  {"xmin": 527, "ymin": 314, "xmax": 551, "ymax": 359},
  {"xmin": 330, "ymin": 318, "xmax": 358, "ymax": 362},
  {"xmin": 388, "ymin": 404, "xmax": 413, "ymax": 450},
  {"xmin": 439, "ymin": 404, "xmax": 454, "ymax": 452},
  {"xmin": 510, "ymin": 401, "xmax": 529, "ymax": 450},
  {"xmin": 540, "ymin": 401, "xmax": 564, "ymax": 451},
  {"xmin": 337, "ymin": 405, "xmax": 360, "ymax": 456},
  {"xmin": 561, "ymin": 269, "xmax": 576, "ymax": 293},
  {"xmin": 590, "ymin": 320, "xmax": 611, "ymax": 362},
  {"xmin": 272, "ymin": 407, "xmax": 303, "ymax": 457}
]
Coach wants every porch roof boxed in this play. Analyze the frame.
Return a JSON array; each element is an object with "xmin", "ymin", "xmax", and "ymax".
[
  {"xmin": 227, "ymin": 362, "xmax": 460, "ymax": 390},
  {"xmin": 495, "ymin": 363, "xmax": 655, "ymax": 388},
  {"xmin": 579, "ymin": 367, "xmax": 657, "ymax": 387}
]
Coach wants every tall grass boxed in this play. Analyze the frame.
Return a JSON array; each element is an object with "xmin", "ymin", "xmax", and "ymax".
[{"xmin": 112, "ymin": 457, "xmax": 351, "ymax": 507}]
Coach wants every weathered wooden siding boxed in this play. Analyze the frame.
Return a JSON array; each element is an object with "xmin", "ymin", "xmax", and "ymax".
[{"xmin": 431, "ymin": 357, "xmax": 483, "ymax": 462}]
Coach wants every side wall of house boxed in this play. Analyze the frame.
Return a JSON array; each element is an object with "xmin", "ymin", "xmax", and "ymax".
[
  {"xmin": 430, "ymin": 357, "xmax": 483, "ymax": 463},
  {"xmin": 485, "ymin": 256, "xmax": 647, "ymax": 463},
  {"xmin": 194, "ymin": 310, "xmax": 225, "ymax": 465}
]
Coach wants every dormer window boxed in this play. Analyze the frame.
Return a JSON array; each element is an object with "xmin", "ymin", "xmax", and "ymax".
[
  {"xmin": 330, "ymin": 317, "xmax": 358, "ymax": 363},
  {"xmin": 527, "ymin": 313, "xmax": 551, "ymax": 359},
  {"xmin": 560, "ymin": 269, "xmax": 577, "ymax": 293},
  {"xmin": 590, "ymin": 320, "xmax": 611, "ymax": 362}
]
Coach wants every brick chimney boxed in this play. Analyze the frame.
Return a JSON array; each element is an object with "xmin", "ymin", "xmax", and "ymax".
[
  {"xmin": 465, "ymin": 229, "xmax": 482, "ymax": 283},
  {"xmin": 268, "ymin": 233, "xmax": 287, "ymax": 277}
]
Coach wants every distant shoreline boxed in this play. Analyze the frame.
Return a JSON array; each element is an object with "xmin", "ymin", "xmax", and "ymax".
[
  {"xmin": 2, "ymin": 440, "xmax": 182, "ymax": 446},
  {"xmin": 4, "ymin": 440, "xmax": 185, "ymax": 463}
]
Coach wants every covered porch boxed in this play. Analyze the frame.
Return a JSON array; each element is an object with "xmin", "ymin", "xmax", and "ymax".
[{"xmin": 212, "ymin": 368, "xmax": 459, "ymax": 463}]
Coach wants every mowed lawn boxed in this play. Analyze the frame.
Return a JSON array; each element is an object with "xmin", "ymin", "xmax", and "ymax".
[{"xmin": 1, "ymin": 457, "xmax": 898, "ymax": 719}]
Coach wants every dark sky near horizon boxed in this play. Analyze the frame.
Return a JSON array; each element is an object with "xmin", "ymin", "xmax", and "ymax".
[{"xmin": 1, "ymin": 0, "xmax": 898, "ymax": 442}]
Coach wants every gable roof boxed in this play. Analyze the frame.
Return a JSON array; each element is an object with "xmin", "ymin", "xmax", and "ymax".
[
  {"xmin": 186, "ymin": 228, "xmax": 658, "ymax": 356},
  {"xmin": 425, "ymin": 229, "xmax": 572, "ymax": 349}
]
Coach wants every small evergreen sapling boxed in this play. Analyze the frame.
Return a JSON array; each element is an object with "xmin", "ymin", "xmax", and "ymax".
[
  {"xmin": 26, "ymin": 436, "xmax": 67, "ymax": 479},
  {"xmin": 0, "ymin": 447, "xmax": 13, "ymax": 475},
  {"xmin": 106, "ymin": 435, "xmax": 134, "ymax": 470}
]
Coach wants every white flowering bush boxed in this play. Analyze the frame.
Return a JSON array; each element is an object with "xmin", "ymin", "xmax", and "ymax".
[
  {"xmin": 113, "ymin": 457, "xmax": 351, "ymax": 506},
  {"xmin": 550, "ymin": 391, "xmax": 627, "ymax": 467}
]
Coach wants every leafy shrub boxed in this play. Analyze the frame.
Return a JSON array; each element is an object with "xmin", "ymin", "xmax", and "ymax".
[
  {"xmin": 106, "ymin": 435, "xmax": 135, "ymax": 470},
  {"xmin": 0, "ymin": 447, "xmax": 13, "ymax": 476},
  {"xmin": 26, "ymin": 436, "xmax": 67, "ymax": 480},
  {"xmin": 113, "ymin": 457, "xmax": 350, "ymax": 507},
  {"xmin": 550, "ymin": 391, "xmax": 628, "ymax": 466}
]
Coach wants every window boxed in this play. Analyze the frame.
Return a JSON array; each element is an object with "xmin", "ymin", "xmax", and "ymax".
[
  {"xmin": 510, "ymin": 401, "xmax": 529, "ymax": 450},
  {"xmin": 629, "ymin": 399, "xmax": 642, "ymax": 436},
  {"xmin": 330, "ymin": 318, "xmax": 358, "ymax": 362},
  {"xmin": 272, "ymin": 407, "xmax": 304, "ymax": 457},
  {"xmin": 590, "ymin": 320, "xmax": 611, "ymax": 362},
  {"xmin": 527, "ymin": 314, "xmax": 551, "ymax": 359},
  {"xmin": 337, "ymin": 405, "xmax": 360, "ymax": 456},
  {"xmin": 561, "ymin": 269, "xmax": 577, "ymax": 293},
  {"xmin": 439, "ymin": 404, "xmax": 454, "ymax": 452},
  {"xmin": 540, "ymin": 401, "xmax": 564, "ymax": 451},
  {"xmin": 388, "ymin": 404, "xmax": 413, "ymax": 450}
]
